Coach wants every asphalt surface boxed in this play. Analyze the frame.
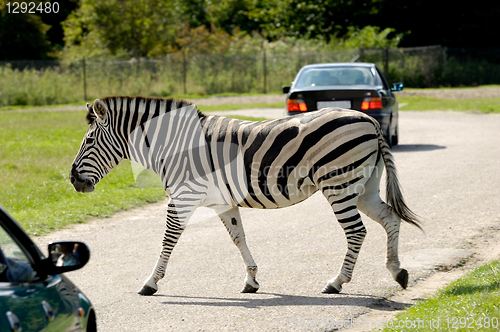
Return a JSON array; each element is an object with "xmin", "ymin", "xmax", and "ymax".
[{"xmin": 36, "ymin": 109, "xmax": 500, "ymax": 331}]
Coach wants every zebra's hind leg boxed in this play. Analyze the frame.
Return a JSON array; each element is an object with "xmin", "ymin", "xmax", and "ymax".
[
  {"xmin": 358, "ymin": 193, "xmax": 408, "ymax": 289},
  {"xmin": 321, "ymin": 189, "xmax": 367, "ymax": 294},
  {"xmin": 138, "ymin": 199, "xmax": 194, "ymax": 296},
  {"xmin": 216, "ymin": 206, "xmax": 259, "ymax": 293},
  {"xmin": 357, "ymin": 157, "xmax": 408, "ymax": 289}
]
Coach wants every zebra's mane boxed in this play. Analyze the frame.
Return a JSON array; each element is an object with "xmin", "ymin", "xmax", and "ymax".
[{"xmin": 86, "ymin": 96, "xmax": 205, "ymax": 124}]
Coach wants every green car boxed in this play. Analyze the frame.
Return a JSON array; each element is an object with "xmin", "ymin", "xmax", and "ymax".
[{"xmin": 0, "ymin": 206, "xmax": 96, "ymax": 331}]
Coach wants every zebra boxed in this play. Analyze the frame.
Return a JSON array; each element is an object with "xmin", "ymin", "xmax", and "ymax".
[{"xmin": 70, "ymin": 96, "xmax": 420, "ymax": 296}]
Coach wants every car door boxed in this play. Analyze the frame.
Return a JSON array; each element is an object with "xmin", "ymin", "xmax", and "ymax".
[
  {"xmin": 0, "ymin": 223, "xmax": 80, "ymax": 331},
  {"xmin": 375, "ymin": 66, "xmax": 395, "ymax": 111},
  {"xmin": 0, "ymin": 223, "xmax": 48, "ymax": 331}
]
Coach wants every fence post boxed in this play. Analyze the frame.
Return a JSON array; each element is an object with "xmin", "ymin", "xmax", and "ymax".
[
  {"xmin": 384, "ymin": 48, "xmax": 389, "ymax": 78},
  {"xmin": 440, "ymin": 46, "xmax": 447, "ymax": 85},
  {"xmin": 182, "ymin": 51, "xmax": 187, "ymax": 95},
  {"xmin": 263, "ymin": 49, "xmax": 267, "ymax": 94},
  {"xmin": 82, "ymin": 56, "xmax": 87, "ymax": 101}
]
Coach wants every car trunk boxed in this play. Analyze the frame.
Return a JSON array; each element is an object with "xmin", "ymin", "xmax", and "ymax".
[{"xmin": 291, "ymin": 88, "xmax": 379, "ymax": 113}]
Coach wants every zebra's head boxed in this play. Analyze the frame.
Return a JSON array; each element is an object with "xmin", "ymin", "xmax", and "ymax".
[{"xmin": 70, "ymin": 99, "xmax": 123, "ymax": 193}]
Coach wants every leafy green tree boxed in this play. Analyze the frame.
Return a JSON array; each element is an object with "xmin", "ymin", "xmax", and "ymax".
[
  {"xmin": 344, "ymin": 26, "xmax": 403, "ymax": 49},
  {"xmin": 176, "ymin": 0, "xmax": 211, "ymax": 29},
  {"xmin": 244, "ymin": 0, "xmax": 386, "ymax": 41},
  {"xmin": 63, "ymin": 0, "xmax": 178, "ymax": 59},
  {"xmin": 207, "ymin": 0, "xmax": 262, "ymax": 35},
  {"xmin": 170, "ymin": 24, "xmax": 238, "ymax": 55},
  {"xmin": 174, "ymin": 0, "xmax": 265, "ymax": 36},
  {"xmin": 39, "ymin": 0, "xmax": 79, "ymax": 52}
]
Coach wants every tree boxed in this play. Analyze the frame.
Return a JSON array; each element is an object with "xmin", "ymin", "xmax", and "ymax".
[
  {"xmin": 244, "ymin": 0, "xmax": 386, "ymax": 41},
  {"xmin": 39, "ymin": 0, "xmax": 79, "ymax": 52},
  {"xmin": 63, "ymin": 0, "xmax": 179, "ymax": 59},
  {"xmin": 60, "ymin": 0, "xmax": 500, "ymax": 62},
  {"xmin": 233, "ymin": 0, "xmax": 500, "ymax": 48},
  {"xmin": 345, "ymin": 26, "xmax": 403, "ymax": 49},
  {"xmin": 175, "ymin": 0, "xmax": 211, "ymax": 29}
]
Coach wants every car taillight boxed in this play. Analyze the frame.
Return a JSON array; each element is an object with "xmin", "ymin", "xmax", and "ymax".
[
  {"xmin": 361, "ymin": 97, "xmax": 382, "ymax": 110},
  {"xmin": 287, "ymin": 99, "xmax": 307, "ymax": 112}
]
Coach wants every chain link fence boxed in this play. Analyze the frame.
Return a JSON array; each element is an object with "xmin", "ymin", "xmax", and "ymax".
[{"xmin": 1, "ymin": 46, "xmax": 499, "ymax": 107}]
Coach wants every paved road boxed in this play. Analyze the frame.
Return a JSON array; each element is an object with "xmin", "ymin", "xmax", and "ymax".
[{"xmin": 36, "ymin": 109, "xmax": 500, "ymax": 331}]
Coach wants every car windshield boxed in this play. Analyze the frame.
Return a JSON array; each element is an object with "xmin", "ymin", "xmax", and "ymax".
[{"xmin": 295, "ymin": 66, "xmax": 376, "ymax": 88}]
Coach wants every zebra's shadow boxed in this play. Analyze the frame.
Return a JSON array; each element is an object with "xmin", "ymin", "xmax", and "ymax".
[{"xmin": 159, "ymin": 292, "xmax": 411, "ymax": 311}]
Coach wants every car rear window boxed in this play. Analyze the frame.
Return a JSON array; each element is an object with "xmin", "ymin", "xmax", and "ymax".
[{"xmin": 295, "ymin": 67, "xmax": 376, "ymax": 88}]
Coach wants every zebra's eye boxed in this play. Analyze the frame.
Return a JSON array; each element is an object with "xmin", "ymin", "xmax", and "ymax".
[{"xmin": 86, "ymin": 137, "xmax": 95, "ymax": 145}]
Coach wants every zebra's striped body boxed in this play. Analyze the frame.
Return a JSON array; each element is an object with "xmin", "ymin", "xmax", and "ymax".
[
  {"xmin": 70, "ymin": 96, "xmax": 419, "ymax": 295},
  {"xmin": 203, "ymin": 111, "xmax": 378, "ymax": 209}
]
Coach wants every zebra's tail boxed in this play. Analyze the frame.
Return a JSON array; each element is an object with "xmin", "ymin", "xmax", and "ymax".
[{"xmin": 373, "ymin": 121, "xmax": 422, "ymax": 230}]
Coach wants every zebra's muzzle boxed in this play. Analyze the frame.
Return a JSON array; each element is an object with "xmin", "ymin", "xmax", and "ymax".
[{"xmin": 70, "ymin": 165, "xmax": 95, "ymax": 193}]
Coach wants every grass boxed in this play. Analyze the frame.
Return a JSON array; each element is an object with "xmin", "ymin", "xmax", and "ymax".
[
  {"xmin": 0, "ymin": 103, "xmax": 82, "ymax": 111},
  {"xmin": 399, "ymin": 96, "xmax": 500, "ymax": 113},
  {"xmin": 0, "ymin": 110, "xmax": 166, "ymax": 236},
  {"xmin": 383, "ymin": 260, "xmax": 500, "ymax": 331},
  {"xmin": 0, "ymin": 99, "xmax": 283, "ymax": 113}
]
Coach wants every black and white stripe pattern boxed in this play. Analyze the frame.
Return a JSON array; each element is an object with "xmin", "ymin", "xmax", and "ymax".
[{"xmin": 70, "ymin": 96, "xmax": 419, "ymax": 296}]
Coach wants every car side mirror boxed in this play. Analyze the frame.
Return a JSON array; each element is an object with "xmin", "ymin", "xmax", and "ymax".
[
  {"xmin": 392, "ymin": 83, "xmax": 404, "ymax": 92},
  {"xmin": 282, "ymin": 86, "xmax": 291, "ymax": 94},
  {"xmin": 47, "ymin": 241, "xmax": 90, "ymax": 274}
]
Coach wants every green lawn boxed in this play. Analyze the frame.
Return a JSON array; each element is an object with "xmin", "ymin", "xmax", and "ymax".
[
  {"xmin": 383, "ymin": 260, "xmax": 500, "ymax": 331},
  {"xmin": 399, "ymin": 96, "xmax": 500, "ymax": 113},
  {"xmin": 0, "ymin": 101, "xmax": 284, "ymax": 113},
  {"xmin": 0, "ymin": 110, "xmax": 166, "ymax": 236}
]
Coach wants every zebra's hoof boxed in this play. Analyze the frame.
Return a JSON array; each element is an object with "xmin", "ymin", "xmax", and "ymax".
[
  {"xmin": 138, "ymin": 285, "xmax": 158, "ymax": 296},
  {"xmin": 241, "ymin": 283, "xmax": 259, "ymax": 293},
  {"xmin": 322, "ymin": 284, "xmax": 341, "ymax": 294},
  {"xmin": 396, "ymin": 269, "xmax": 409, "ymax": 289}
]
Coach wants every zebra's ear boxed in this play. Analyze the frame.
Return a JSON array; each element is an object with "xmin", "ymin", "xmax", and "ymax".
[
  {"xmin": 92, "ymin": 99, "xmax": 107, "ymax": 120},
  {"xmin": 86, "ymin": 103, "xmax": 96, "ymax": 124}
]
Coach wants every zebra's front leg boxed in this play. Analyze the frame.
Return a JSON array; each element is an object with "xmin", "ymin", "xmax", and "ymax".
[
  {"xmin": 322, "ymin": 221, "xmax": 367, "ymax": 294},
  {"xmin": 322, "ymin": 190, "xmax": 367, "ymax": 294},
  {"xmin": 216, "ymin": 206, "xmax": 259, "ymax": 293},
  {"xmin": 138, "ymin": 199, "xmax": 195, "ymax": 296}
]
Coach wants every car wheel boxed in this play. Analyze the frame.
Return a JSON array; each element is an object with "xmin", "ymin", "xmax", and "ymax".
[
  {"xmin": 385, "ymin": 122, "xmax": 393, "ymax": 149},
  {"xmin": 86, "ymin": 310, "xmax": 97, "ymax": 332},
  {"xmin": 392, "ymin": 124, "xmax": 399, "ymax": 146}
]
